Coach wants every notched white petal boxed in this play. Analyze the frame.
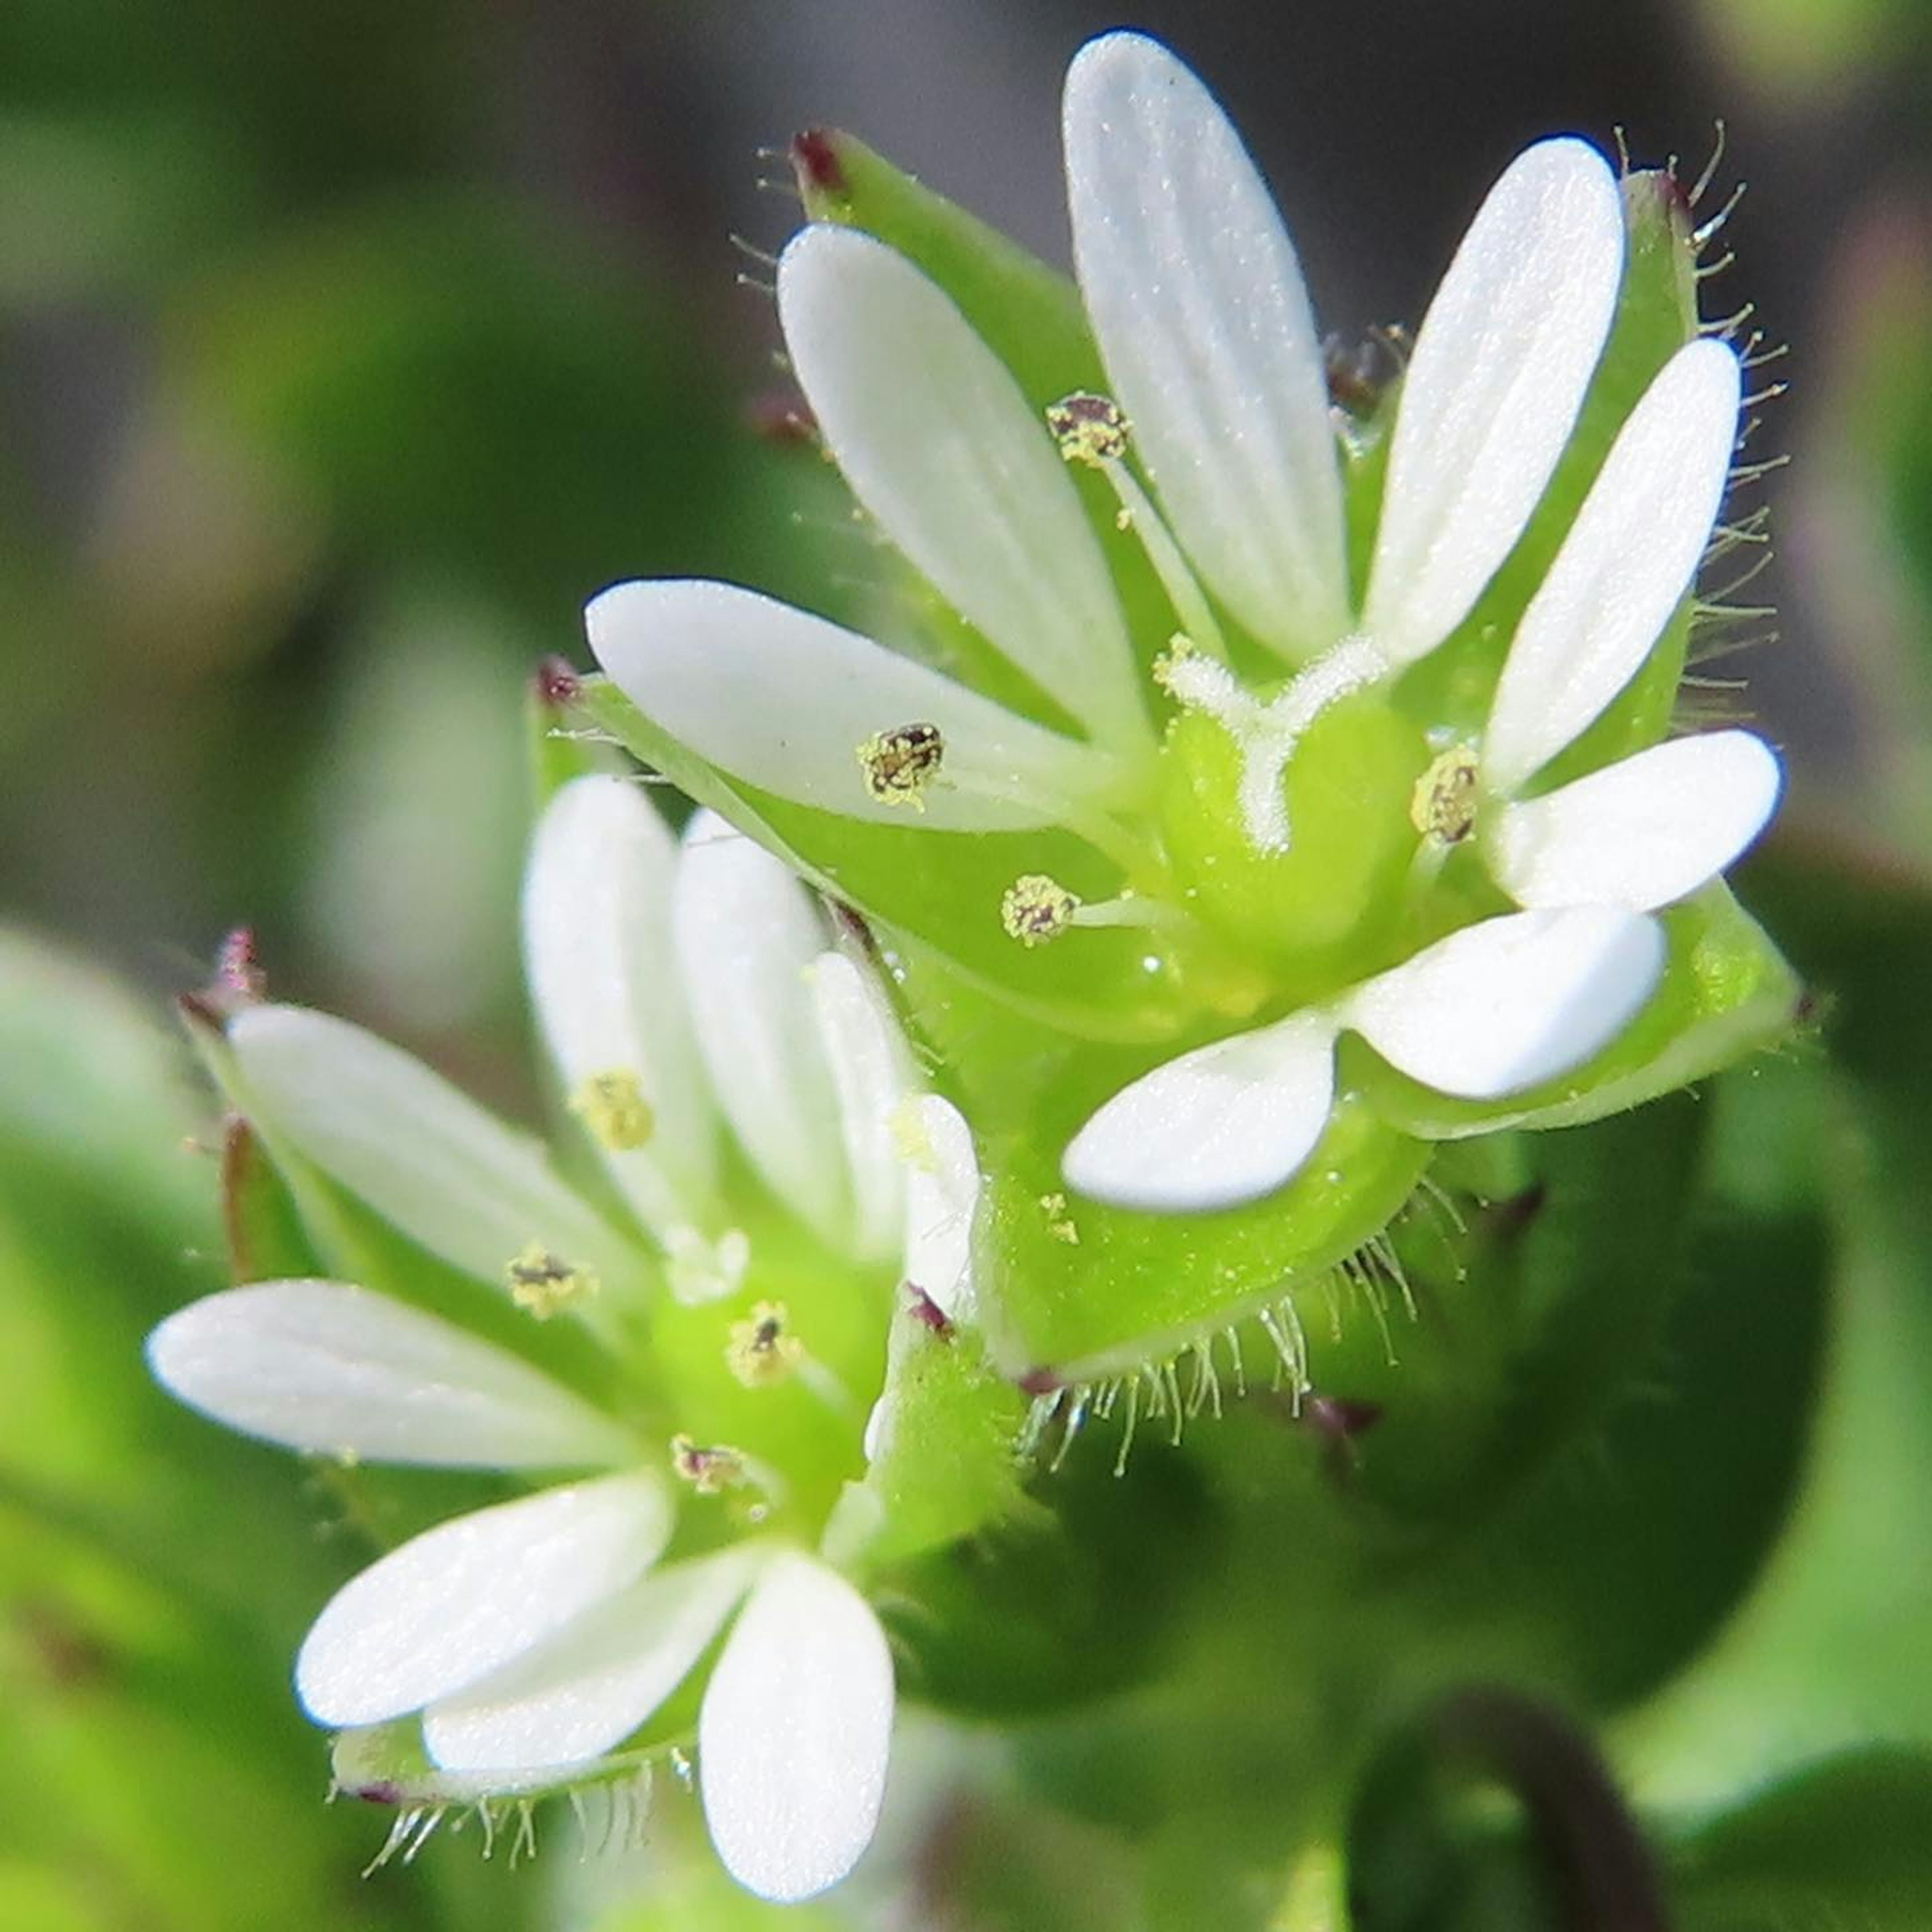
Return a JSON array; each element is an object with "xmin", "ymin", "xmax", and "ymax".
[
  {"xmin": 778, "ymin": 225, "xmax": 1146, "ymax": 752},
  {"xmin": 1344, "ymin": 907, "xmax": 1665, "ymax": 1099},
  {"xmin": 296, "ymin": 1472, "xmax": 673, "ymax": 1729},
  {"xmin": 146, "ymin": 1279, "xmax": 633, "ymax": 1469},
  {"xmin": 424, "ymin": 1550, "xmax": 755, "ymax": 1773},
  {"xmin": 1488, "ymin": 730, "xmax": 1782, "ymax": 911},
  {"xmin": 523, "ymin": 774, "xmax": 719, "ymax": 1235},
  {"xmin": 1365, "ymin": 138, "xmax": 1624, "ymax": 666},
  {"xmin": 1484, "ymin": 339, "xmax": 1745, "ymax": 791},
  {"xmin": 587, "ymin": 580, "xmax": 1118, "ymax": 831},
  {"xmin": 229, "ymin": 1004, "xmax": 632, "ymax": 1290},
  {"xmin": 808, "ymin": 951, "xmax": 911, "ymax": 1264},
  {"xmin": 699, "ymin": 1553, "xmax": 894, "ymax": 1904},
  {"xmin": 1062, "ymin": 1012, "xmax": 1338, "ymax": 1213},
  {"xmin": 1064, "ymin": 31, "xmax": 1348, "ymax": 656},
  {"xmin": 674, "ymin": 813, "xmax": 851, "ymax": 1253}
]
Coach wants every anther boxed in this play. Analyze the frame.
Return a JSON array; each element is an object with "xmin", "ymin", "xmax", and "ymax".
[
  {"xmin": 505, "ymin": 1244, "xmax": 598, "ymax": 1320},
  {"xmin": 725, "ymin": 1299, "xmax": 805, "ymax": 1388},
  {"xmin": 1410, "ymin": 745, "xmax": 1482, "ymax": 845},
  {"xmin": 1046, "ymin": 391, "xmax": 1132, "ymax": 467},
  {"xmin": 857, "ymin": 722, "xmax": 943, "ymax": 809},
  {"xmin": 670, "ymin": 1433, "xmax": 750, "ymax": 1495},
  {"xmin": 571, "ymin": 1070, "xmax": 655, "ymax": 1151},
  {"xmin": 1001, "ymin": 873, "xmax": 1082, "ymax": 947}
]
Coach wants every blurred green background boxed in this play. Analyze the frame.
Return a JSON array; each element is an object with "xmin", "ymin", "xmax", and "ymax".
[{"xmin": 6, "ymin": 1, "xmax": 1932, "ymax": 1927}]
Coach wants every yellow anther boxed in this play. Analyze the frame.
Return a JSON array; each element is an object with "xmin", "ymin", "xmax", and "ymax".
[
  {"xmin": 856, "ymin": 722, "xmax": 943, "ymax": 810},
  {"xmin": 505, "ymin": 1243, "xmax": 598, "ymax": 1321},
  {"xmin": 571, "ymin": 1069, "xmax": 655, "ymax": 1151},
  {"xmin": 1411, "ymin": 745, "xmax": 1482, "ymax": 846},
  {"xmin": 725, "ymin": 1300, "xmax": 806, "ymax": 1389},
  {"xmin": 1046, "ymin": 391, "xmax": 1131, "ymax": 467},
  {"xmin": 670, "ymin": 1433, "xmax": 749, "ymax": 1495},
  {"xmin": 1001, "ymin": 873, "xmax": 1082, "ymax": 948}
]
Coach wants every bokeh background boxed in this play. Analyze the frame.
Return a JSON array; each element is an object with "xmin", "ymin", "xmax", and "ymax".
[{"xmin": 6, "ymin": 2, "xmax": 1932, "ymax": 1927}]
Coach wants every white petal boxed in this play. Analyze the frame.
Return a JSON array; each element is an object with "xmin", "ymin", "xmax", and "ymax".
[
  {"xmin": 145, "ymin": 1280, "xmax": 633, "ymax": 1469},
  {"xmin": 1344, "ymin": 907, "xmax": 1665, "ymax": 1099},
  {"xmin": 698, "ymin": 1553, "xmax": 894, "ymax": 1904},
  {"xmin": 1484, "ymin": 340, "xmax": 1744, "ymax": 791},
  {"xmin": 1064, "ymin": 32, "xmax": 1348, "ymax": 656},
  {"xmin": 587, "ymin": 579, "xmax": 1118, "ymax": 831},
  {"xmin": 778, "ymin": 225, "xmax": 1147, "ymax": 753},
  {"xmin": 229, "ymin": 1005, "xmax": 633, "ymax": 1290},
  {"xmin": 673, "ymin": 813, "xmax": 850, "ymax": 1251},
  {"xmin": 1062, "ymin": 1012, "xmax": 1338, "ymax": 1213},
  {"xmin": 900, "ymin": 1094, "xmax": 980, "ymax": 1322},
  {"xmin": 522, "ymin": 775, "xmax": 718, "ymax": 1236},
  {"xmin": 1364, "ymin": 139, "xmax": 1624, "ymax": 666},
  {"xmin": 1488, "ymin": 730, "xmax": 1782, "ymax": 911},
  {"xmin": 424, "ymin": 1550, "xmax": 754, "ymax": 1773},
  {"xmin": 807, "ymin": 952, "xmax": 911, "ymax": 1264},
  {"xmin": 296, "ymin": 1472, "xmax": 673, "ymax": 1728}
]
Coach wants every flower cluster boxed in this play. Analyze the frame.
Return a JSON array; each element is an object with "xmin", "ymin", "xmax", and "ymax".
[
  {"xmin": 580, "ymin": 30, "xmax": 1794, "ymax": 1377},
  {"xmin": 146, "ymin": 25, "xmax": 1802, "ymax": 1910},
  {"xmin": 150, "ymin": 779, "xmax": 992, "ymax": 1902}
]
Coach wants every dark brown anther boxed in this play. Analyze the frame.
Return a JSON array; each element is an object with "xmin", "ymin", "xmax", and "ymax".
[
  {"xmin": 533, "ymin": 656, "xmax": 581, "ymax": 708},
  {"xmin": 745, "ymin": 386, "xmax": 818, "ymax": 448},
  {"xmin": 217, "ymin": 926, "xmax": 265, "ymax": 1000},
  {"xmin": 904, "ymin": 1283, "xmax": 953, "ymax": 1337},
  {"xmin": 1017, "ymin": 1366, "xmax": 1061, "ymax": 1398},
  {"xmin": 351, "ymin": 1783, "xmax": 403, "ymax": 1806},
  {"xmin": 790, "ymin": 129, "xmax": 847, "ymax": 198}
]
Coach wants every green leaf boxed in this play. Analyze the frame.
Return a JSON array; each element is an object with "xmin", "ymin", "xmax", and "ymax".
[{"xmin": 1671, "ymin": 1747, "xmax": 1932, "ymax": 1929}]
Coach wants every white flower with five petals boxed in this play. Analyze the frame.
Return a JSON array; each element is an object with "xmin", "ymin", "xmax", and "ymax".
[
  {"xmin": 148, "ymin": 777, "xmax": 982, "ymax": 1903},
  {"xmin": 584, "ymin": 33, "xmax": 1782, "ymax": 1220}
]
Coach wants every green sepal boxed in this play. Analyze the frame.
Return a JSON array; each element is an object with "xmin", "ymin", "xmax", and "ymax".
[
  {"xmin": 850, "ymin": 1295, "xmax": 1036, "ymax": 1567},
  {"xmin": 980, "ymin": 1091, "xmax": 1429, "ymax": 1381},
  {"xmin": 1353, "ymin": 883, "xmax": 1801, "ymax": 1143}
]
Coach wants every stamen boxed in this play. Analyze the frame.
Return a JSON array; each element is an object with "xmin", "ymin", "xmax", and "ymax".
[
  {"xmin": 1001, "ymin": 872, "xmax": 1082, "ymax": 947},
  {"xmin": 669, "ymin": 1433, "xmax": 750, "ymax": 1495},
  {"xmin": 856, "ymin": 722, "xmax": 944, "ymax": 809},
  {"xmin": 570, "ymin": 1069, "xmax": 655, "ymax": 1151},
  {"xmin": 504, "ymin": 1243, "xmax": 599, "ymax": 1321},
  {"xmin": 1046, "ymin": 391, "xmax": 1132, "ymax": 466},
  {"xmin": 1048, "ymin": 391, "xmax": 1229, "ymax": 659},
  {"xmin": 725, "ymin": 1299, "xmax": 805, "ymax": 1388},
  {"xmin": 1410, "ymin": 745, "xmax": 1482, "ymax": 845}
]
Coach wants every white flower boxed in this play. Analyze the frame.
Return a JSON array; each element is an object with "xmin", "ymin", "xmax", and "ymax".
[
  {"xmin": 581, "ymin": 31, "xmax": 1785, "ymax": 1215},
  {"xmin": 148, "ymin": 777, "xmax": 981, "ymax": 1902},
  {"xmin": 585, "ymin": 35, "xmax": 1640, "ymax": 852}
]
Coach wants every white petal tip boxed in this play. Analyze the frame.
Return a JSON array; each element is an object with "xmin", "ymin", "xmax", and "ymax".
[{"xmin": 1062, "ymin": 1018, "xmax": 1338, "ymax": 1214}]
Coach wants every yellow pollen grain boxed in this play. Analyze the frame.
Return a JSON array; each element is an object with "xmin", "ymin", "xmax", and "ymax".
[
  {"xmin": 571, "ymin": 1069, "xmax": 655, "ymax": 1151},
  {"xmin": 725, "ymin": 1299, "xmax": 805, "ymax": 1389},
  {"xmin": 505, "ymin": 1243, "xmax": 599, "ymax": 1321},
  {"xmin": 857, "ymin": 722, "xmax": 943, "ymax": 810},
  {"xmin": 1038, "ymin": 1190, "xmax": 1081, "ymax": 1245},
  {"xmin": 1411, "ymin": 745, "xmax": 1482, "ymax": 846}
]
